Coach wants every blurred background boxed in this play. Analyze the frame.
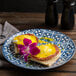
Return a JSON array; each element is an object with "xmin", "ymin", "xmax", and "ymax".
[{"xmin": 0, "ymin": 0, "xmax": 76, "ymax": 13}]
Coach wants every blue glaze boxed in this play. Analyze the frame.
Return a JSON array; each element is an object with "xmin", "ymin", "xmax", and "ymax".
[{"xmin": 2, "ymin": 29, "xmax": 76, "ymax": 70}]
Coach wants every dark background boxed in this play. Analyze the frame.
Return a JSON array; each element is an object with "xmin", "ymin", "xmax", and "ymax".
[{"xmin": 0, "ymin": 0, "xmax": 76, "ymax": 13}]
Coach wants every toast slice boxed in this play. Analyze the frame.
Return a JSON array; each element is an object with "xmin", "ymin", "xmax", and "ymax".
[
  {"xmin": 30, "ymin": 51, "xmax": 61, "ymax": 66},
  {"xmin": 14, "ymin": 43, "xmax": 61, "ymax": 66},
  {"xmin": 14, "ymin": 44, "xmax": 19, "ymax": 54},
  {"xmin": 13, "ymin": 34, "xmax": 61, "ymax": 66},
  {"xmin": 13, "ymin": 34, "xmax": 38, "ymax": 54}
]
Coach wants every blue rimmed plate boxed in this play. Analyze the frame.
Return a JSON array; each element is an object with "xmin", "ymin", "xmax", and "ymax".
[{"xmin": 2, "ymin": 29, "xmax": 76, "ymax": 70}]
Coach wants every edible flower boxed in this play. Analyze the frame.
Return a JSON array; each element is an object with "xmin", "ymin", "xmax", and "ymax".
[{"xmin": 18, "ymin": 38, "xmax": 40, "ymax": 62}]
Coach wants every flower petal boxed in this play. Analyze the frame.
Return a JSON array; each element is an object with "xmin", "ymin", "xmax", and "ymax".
[
  {"xmin": 18, "ymin": 45, "xmax": 24, "ymax": 49},
  {"xmin": 29, "ymin": 47, "xmax": 40, "ymax": 55},
  {"xmin": 23, "ymin": 38, "xmax": 32, "ymax": 46},
  {"xmin": 20, "ymin": 46, "xmax": 27, "ymax": 51},
  {"xmin": 20, "ymin": 50, "xmax": 26, "ymax": 55},
  {"xmin": 24, "ymin": 54, "xmax": 29, "ymax": 62},
  {"xmin": 29, "ymin": 43, "xmax": 37, "ymax": 48}
]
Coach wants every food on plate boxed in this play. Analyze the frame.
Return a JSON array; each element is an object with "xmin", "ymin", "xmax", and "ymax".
[
  {"xmin": 13, "ymin": 34, "xmax": 61, "ymax": 66},
  {"xmin": 13, "ymin": 34, "xmax": 38, "ymax": 54},
  {"xmin": 30, "ymin": 44, "xmax": 61, "ymax": 66}
]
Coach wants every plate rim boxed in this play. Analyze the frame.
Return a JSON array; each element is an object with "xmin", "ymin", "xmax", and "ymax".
[{"xmin": 2, "ymin": 29, "xmax": 76, "ymax": 70}]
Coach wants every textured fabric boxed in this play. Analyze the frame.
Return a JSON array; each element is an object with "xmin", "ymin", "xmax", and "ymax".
[
  {"xmin": 0, "ymin": 21, "xmax": 19, "ymax": 44},
  {"xmin": 0, "ymin": 21, "xmax": 19, "ymax": 66}
]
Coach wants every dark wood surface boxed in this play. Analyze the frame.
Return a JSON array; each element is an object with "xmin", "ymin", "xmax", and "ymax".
[{"xmin": 0, "ymin": 12, "xmax": 76, "ymax": 76}]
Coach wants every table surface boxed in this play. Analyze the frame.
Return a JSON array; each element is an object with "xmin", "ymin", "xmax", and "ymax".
[{"xmin": 0, "ymin": 12, "xmax": 76, "ymax": 76}]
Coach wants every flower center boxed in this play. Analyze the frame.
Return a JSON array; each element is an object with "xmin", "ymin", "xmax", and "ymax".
[{"xmin": 24, "ymin": 46, "xmax": 30, "ymax": 53}]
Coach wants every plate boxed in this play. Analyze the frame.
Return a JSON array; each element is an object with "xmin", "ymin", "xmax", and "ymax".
[{"xmin": 2, "ymin": 29, "xmax": 76, "ymax": 70}]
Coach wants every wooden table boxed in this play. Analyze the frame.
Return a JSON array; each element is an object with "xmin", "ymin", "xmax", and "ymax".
[{"xmin": 0, "ymin": 12, "xmax": 76, "ymax": 76}]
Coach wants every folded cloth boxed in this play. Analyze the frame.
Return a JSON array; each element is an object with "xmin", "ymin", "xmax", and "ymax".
[{"xmin": 0, "ymin": 21, "xmax": 19, "ymax": 44}]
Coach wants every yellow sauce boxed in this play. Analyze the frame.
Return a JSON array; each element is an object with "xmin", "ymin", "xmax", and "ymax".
[
  {"xmin": 13, "ymin": 34, "xmax": 37, "ymax": 45},
  {"xmin": 13, "ymin": 34, "xmax": 58, "ymax": 58},
  {"xmin": 39, "ymin": 37, "xmax": 54, "ymax": 44},
  {"xmin": 40, "ymin": 37, "xmax": 54, "ymax": 41},
  {"xmin": 38, "ymin": 40, "xmax": 48, "ymax": 44},
  {"xmin": 35, "ymin": 43, "xmax": 56, "ymax": 58}
]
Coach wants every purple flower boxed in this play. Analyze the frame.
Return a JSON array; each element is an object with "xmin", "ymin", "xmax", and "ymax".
[
  {"xmin": 18, "ymin": 38, "xmax": 40, "ymax": 62},
  {"xmin": 24, "ymin": 54, "xmax": 29, "ymax": 62}
]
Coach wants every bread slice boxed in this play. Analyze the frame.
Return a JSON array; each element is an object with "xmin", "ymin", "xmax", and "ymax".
[
  {"xmin": 13, "ymin": 34, "xmax": 38, "ymax": 54},
  {"xmin": 14, "ymin": 43, "xmax": 61, "ymax": 66},
  {"xmin": 14, "ymin": 44, "xmax": 19, "ymax": 54},
  {"xmin": 13, "ymin": 34, "xmax": 61, "ymax": 66},
  {"xmin": 30, "ymin": 51, "xmax": 61, "ymax": 66}
]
